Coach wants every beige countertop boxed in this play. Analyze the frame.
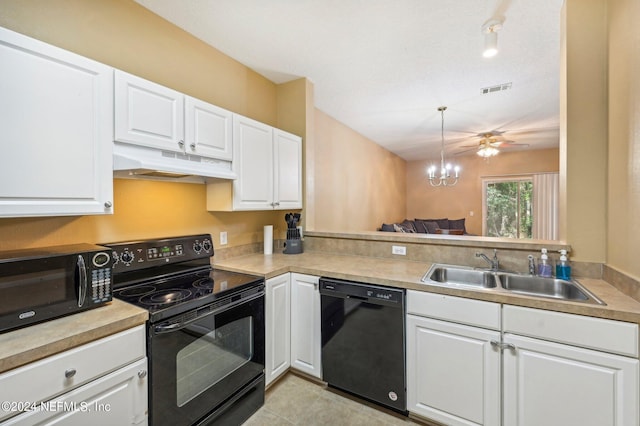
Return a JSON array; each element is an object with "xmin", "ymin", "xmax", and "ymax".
[
  {"xmin": 215, "ymin": 252, "xmax": 640, "ymax": 324},
  {"xmin": 0, "ymin": 299, "xmax": 148, "ymax": 374}
]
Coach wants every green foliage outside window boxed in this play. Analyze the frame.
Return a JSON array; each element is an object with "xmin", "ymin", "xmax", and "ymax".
[{"xmin": 486, "ymin": 180, "xmax": 532, "ymax": 239}]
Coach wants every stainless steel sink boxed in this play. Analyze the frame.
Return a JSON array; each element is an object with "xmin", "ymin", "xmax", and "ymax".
[
  {"xmin": 422, "ymin": 264, "xmax": 605, "ymax": 305},
  {"xmin": 423, "ymin": 265, "xmax": 498, "ymax": 288},
  {"xmin": 498, "ymin": 274, "xmax": 603, "ymax": 304}
]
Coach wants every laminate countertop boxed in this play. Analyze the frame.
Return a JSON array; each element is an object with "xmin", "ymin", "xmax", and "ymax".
[
  {"xmin": 214, "ymin": 252, "xmax": 640, "ymax": 324},
  {"xmin": 0, "ymin": 299, "xmax": 148, "ymax": 374}
]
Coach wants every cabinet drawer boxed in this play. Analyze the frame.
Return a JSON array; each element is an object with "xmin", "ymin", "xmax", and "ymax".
[
  {"xmin": 503, "ymin": 305, "xmax": 639, "ymax": 357},
  {"xmin": 0, "ymin": 325, "xmax": 145, "ymax": 421},
  {"xmin": 407, "ymin": 290, "xmax": 501, "ymax": 330}
]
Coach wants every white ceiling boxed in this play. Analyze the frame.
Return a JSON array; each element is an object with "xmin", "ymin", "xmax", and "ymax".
[{"xmin": 134, "ymin": 0, "xmax": 564, "ymax": 161}]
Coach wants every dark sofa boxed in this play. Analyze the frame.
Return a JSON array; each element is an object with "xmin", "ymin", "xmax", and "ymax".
[{"xmin": 379, "ymin": 218, "xmax": 469, "ymax": 234}]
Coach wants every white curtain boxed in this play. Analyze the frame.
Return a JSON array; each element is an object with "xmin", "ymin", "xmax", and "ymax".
[{"xmin": 532, "ymin": 173, "xmax": 559, "ymax": 240}]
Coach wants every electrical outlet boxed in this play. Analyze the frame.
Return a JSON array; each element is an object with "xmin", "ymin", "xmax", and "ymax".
[
  {"xmin": 220, "ymin": 231, "xmax": 228, "ymax": 245},
  {"xmin": 392, "ymin": 245, "xmax": 406, "ymax": 256}
]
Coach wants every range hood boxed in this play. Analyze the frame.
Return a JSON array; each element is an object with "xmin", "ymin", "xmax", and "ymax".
[{"xmin": 113, "ymin": 143, "xmax": 236, "ymax": 184}]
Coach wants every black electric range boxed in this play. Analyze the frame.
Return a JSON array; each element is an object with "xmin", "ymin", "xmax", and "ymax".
[
  {"xmin": 106, "ymin": 234, "xmax": 263, "ymax": 321},
  {"xmin": 104, "ymin": 234, "xmax": 266, "ymax": 426}
]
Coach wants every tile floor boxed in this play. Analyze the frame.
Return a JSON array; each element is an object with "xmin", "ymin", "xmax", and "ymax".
[{"xmin": 244, "ymin": 373, "xmax": 425, "ymax": 426}]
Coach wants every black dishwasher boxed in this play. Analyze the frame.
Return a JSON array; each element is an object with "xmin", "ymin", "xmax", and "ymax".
[{"xmin": 319, "ymin": 277, "xmax": 407, "ymax": 414}]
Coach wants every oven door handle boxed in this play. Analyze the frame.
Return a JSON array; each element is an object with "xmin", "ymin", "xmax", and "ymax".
[{"xmin": 152, "ymin": 290, "xmax": 264, "ymax": 335}]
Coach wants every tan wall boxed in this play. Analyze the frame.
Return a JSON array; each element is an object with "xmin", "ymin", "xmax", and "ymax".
[
  {"xmin": 312, "ymin": 109, "xmax": 406, "ymax": 231},
  {"xmin": 407, "ymin": 149, "xmax": 559, "ymax": 235},
  {"xmin": 607, "ymin": 0, "xmax": 640, "ymax": 280},
  {"xmin": 561, "ymin": 0, "xmax": 609, "ymax": 262},
  {"xmin": 0, "ymin": 0, "xmax": 288, "ymax": 250}
]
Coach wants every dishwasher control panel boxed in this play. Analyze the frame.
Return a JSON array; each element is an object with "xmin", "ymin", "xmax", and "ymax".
[{"xmin": 319, "ymin": 278, "xmax": 405, "ymax": 305}]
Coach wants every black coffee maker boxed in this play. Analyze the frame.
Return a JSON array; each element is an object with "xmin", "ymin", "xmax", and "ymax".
[{"xmin": 283, "ymin": 213, "xmax": 303, "ymax": 254}]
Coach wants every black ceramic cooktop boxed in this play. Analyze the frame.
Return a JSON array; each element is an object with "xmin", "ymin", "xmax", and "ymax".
[{"xmin": 113, "ymin": 268, "xmax": 263, "ymax": 322}]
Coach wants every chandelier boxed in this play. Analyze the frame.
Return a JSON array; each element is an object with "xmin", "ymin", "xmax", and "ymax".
[{"xmin": 428, "ymin": 106, "xmax": 460, "ymax": 187}]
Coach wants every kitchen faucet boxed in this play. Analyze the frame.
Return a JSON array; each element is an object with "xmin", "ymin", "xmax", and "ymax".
[{"xmin": 476, "ymin": 249, "xmax": 499, "ymax": 271}]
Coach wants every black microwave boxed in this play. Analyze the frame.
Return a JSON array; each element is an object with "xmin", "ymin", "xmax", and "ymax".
[{"xmin": 0, "ymin": 243, "xmax": 113, "ymax": 333}]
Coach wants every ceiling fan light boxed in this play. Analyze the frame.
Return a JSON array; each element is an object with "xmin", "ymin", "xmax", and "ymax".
[{"xmin": 477, "ymin": 146, "xmax": 499, "ymax": 157}]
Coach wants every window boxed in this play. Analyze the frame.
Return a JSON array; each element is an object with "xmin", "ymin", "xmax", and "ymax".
[{"xmin": 483, "ymin": 177, "xmax": 533, "ymax": 239}]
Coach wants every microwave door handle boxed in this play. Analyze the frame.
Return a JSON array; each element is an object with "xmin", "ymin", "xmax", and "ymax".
[{"xmin": 77, "ymin": 255, "xmax": 87, "ymax": 307}]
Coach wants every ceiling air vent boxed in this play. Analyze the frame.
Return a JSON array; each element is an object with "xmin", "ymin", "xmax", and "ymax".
[{"xmin": 481, "ymin": 82, "xmax": 512, "ymax": 95}]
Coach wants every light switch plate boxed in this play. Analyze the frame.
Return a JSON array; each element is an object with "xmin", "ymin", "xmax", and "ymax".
[{"xmin": 220, "ymin": 231, "xmax": 228, "ymax": 245}]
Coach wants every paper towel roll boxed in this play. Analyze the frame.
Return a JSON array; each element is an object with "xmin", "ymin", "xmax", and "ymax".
[{"xmin": 264, "ymin": 225, "xmax": 273, "ymax": 255}]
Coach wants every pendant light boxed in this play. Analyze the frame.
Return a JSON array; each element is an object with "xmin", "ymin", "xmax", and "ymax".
[{"xmin": 428, "ymin": 106, "xmax": 460, "ymax": 187}]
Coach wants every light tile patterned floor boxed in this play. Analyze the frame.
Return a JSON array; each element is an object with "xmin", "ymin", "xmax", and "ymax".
[{"xmin": 244, "ymin": 373, "xmax": 421, "ymax": 426}]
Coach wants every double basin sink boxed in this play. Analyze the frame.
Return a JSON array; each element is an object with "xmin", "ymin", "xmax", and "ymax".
[{"xmin": 422, "ymin": 264, "xmax": 605, "ymax": 305}]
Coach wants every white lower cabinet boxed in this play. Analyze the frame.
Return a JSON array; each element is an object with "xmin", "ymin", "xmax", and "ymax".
[
  {"xmin": 265, "ymin": 273, "xmax": 291, "ymax": 386},
  {"xmin": 2, "ymin": 358, "xmax": 147, "ymax": 426},
  {"xmin": 503, "ymin": 334, "xmax": 638, "ymax": 426},
  {"xmin": 502, "ymin": 305, "xmax": 639, "ymax": 426},
  {"xmin": 0, "ymin": 325, "xmax": 147, "ymax": 425},
  {"xmin": 407, "ymin": 292, "xmax": 640, "ymax": 426},
  {"xmin": 290, "ymin": 273, "xmax": 322, "ymax": 379},
  {"xmin": 407, "ymin": 291, "xmax": 501, "ymax": 426}
]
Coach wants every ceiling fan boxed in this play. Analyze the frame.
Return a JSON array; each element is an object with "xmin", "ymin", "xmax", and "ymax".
[{"xmin": 455, "ymin": 131, "xmax": 530, "ymax": 157}]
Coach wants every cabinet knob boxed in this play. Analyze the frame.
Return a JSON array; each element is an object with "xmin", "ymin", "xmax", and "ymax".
[
  {"xmin": 104, "ymin": 201, "xmax": 113, "ymax": 208},
  {"xmin": 64, "ymin": 368, "xmax": 77, "ymax": 379},
  {"xmin": 178, "ymin": 140, "xmax": 185, "ymax": 148},
  {"xmin": 190, "ymin": 143, "xmax": 196, "ymax": 150},
  {"xmin": 138, "ymin": 370, "xmax": 147, "ymax": 379}
]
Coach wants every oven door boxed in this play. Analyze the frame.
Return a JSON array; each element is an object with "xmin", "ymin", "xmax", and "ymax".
[{"xmin": 148, "ymin": 289, "xmax": 265, "ymax": 426}]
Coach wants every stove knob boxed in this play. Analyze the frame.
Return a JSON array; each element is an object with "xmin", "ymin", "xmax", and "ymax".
[
  {"xmin": 193, "ymin": 242, "xmax": 202, "ymax": 253},
  {"xmin": 202, "ymin": 239, "xmax": 212, "ymax": 252},
  {"xmin": 121, "ymin": 251, "xmax": 134, "ymax": 264}
]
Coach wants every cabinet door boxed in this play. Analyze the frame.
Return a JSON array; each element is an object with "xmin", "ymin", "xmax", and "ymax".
[
  {"xmin": 114, "ymin": 70, "xmax": 184, "ymax": 153},
  {"xmin": 503, "ymin": 333, "xmax": 639, "ymax": 426},
  {"xmin": 273, "ymin": 129, "xmax": 302, "ymax": 210},
  {"xmin": 290, "ymin": 273, "xmax": 321, "ymax": 379},
  {"xmin": 4, "ymin": 358, "xmax": 148, "ymax": 426},
  {"xmin": 0, "ymin": 27, "xmax": 113, "ymax": 217},
  {"xmin": 407, "ymin": 315, "xmax": 501, "ymax": 426},
  {"xmin": 232, "ymin": 115, "xmax": 274, "ymax": 210},
  {"xmin": 265, "ymin": 274, "xmax": 291, "ymax": 386},
  {"xmin": 184, "ymin": 96, "xmax": 233, "ymax": 160}
]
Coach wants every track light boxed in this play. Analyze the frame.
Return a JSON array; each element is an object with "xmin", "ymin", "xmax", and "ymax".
[{"xmin": 482, "ymin": 19, "xmax": 503, "ymax": 58}]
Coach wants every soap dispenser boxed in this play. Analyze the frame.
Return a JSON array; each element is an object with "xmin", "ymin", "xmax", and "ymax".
[
  {"xmin": 556, "ymin": 249, "xmax": 572, "ymax": 280},
  {"xmin": 537, "ymin": 248, "xmax": 553, "ymax": 278}
]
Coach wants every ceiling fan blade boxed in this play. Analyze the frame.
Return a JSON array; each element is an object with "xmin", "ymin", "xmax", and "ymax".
[
  {"xmin": 455, "ymin": 147, "xmax": 479, "ymax": 155},
  {"xmin": 500, "ymin": 142, "xmax": 530, "ymax": 148}
]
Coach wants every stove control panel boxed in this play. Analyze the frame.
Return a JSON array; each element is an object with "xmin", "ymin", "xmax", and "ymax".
[{"xmin": 105, "ymin": 234, "xmax": 213, "ymax": 273}]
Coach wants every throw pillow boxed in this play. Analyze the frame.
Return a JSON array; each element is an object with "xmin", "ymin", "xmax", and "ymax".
[
  {"xmin": 380, "ymin": 223, "xmax": 395, "ymax": 232},
  {"xmin": 416, "ymin": 218, "xmax": 449, "ymax": 229},
  {"xmin": 413, "ymin": 220, "xmax": 427, "ymax": 233},
  {"xmin": 400, "ymin": 219, "xmax": 417, "ymax": 233},
  {"xmin": 393, "ymin": 224, "xmax": 406, "ymax": 233},
  {"xmin": 423, "ymin": 221, "xmax": 439, "ymax": 234},
  {"xmin": 448, "ymin": 218, "xmax": 466, "ymax": 233}
]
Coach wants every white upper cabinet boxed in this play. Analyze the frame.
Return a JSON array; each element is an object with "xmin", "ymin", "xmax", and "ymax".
[
  {"xmin": 185, "ymin": 96, "xmax": 233, "ymax": 160},
  {"xmin": 273, "ymin": 129, "xmax": 303, "ymax": 210},
  {"xmin": 115, "ymin": 70, "xmax": 232, "ymax": 161},
  {"xmin": 207, "ymin": 114, "xmax": 302, "ymax": 211},
  {"xmin": 232, "ymin": 115, "xmax": 274, "ymax": 210},
  {"xmin": 0, "ymin": 27, "xmax": 114, "ymax": 217},
  {"xmin": 114, "ymin": 70, "xmax": 184, "ymax": 153}
]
